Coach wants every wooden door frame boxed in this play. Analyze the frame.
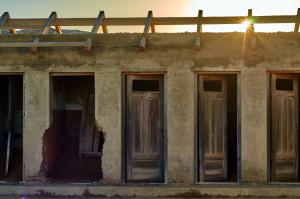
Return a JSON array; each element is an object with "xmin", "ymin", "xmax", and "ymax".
[
  {"xmin": 268, "ymin": 72, "xmax": 299, "ymax": 184},
  {"xmin": 195, "ymin": 72, "xmax": 241, "ymax": 184},
  {"xmin": 121, "ymin": 72, "xmax": 167, "ymax": 184}
]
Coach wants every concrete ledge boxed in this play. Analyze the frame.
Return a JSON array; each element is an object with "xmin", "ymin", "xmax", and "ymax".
[{"xmin": 1, "ymin": 184, "xmax": 300, "ymax": 197}]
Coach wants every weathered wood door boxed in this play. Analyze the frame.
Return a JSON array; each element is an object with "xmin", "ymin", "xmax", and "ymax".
[
  {"xmin": 199, "ymin": 75, "xmax": 227, "ymax": 182},
  {"xmin": 125, "ymin": 75, "xmax": 164, "ymax": 182},
  {"xmin": 271, "ymin": 74, "xmax": 298, "ymax": 181}
]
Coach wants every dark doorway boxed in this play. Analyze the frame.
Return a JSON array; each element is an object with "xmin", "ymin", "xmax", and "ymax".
[
  {"xmin": 198, "ymin": 74, "xmax": 238, "ymax": 182},
  {"xmin": 42, "ymin": 75, "xmax": 103, "ymax": 182},
  {"xmin": 125, "ymin": 74, "xmax": 165, "ymax": 183},
  {"xmin": 0, "ymin": 75, "xmax": 23, "ymax": 182}
]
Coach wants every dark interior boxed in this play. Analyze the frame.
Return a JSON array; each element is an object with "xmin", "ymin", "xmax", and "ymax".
[
  {"xmin": 42, "ymin": 76, "xmax": 103, "ymax": 182},
  {"xmin": 226, "ymin": 75, "xmax": 238, "ymax": 182},
  {"xmin": 0, "ymin": 75, "xmax": 23, "ymax": 182},
  {"xmin": 276, "ymin": 78, "xmax": 293, "ymax": 91}
]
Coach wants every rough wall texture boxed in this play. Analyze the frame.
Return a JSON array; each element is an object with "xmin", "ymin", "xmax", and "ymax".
[
  {"xmin": 23, "ymin": 71, "xmax": 50, "ymax": 180},
  {"xmin": 0, "ymin": 32, "xmax": 300, "ymax": 192}
]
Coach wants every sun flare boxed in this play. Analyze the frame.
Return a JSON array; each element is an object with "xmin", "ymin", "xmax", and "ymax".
[{"xmin": 242, "ymin": 20, "xmax": 250, "ymax": 29}]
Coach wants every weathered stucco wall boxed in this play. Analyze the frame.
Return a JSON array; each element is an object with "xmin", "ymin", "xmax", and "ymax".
[
  {"xmin": 23, "ymin": 71, "xmax": 50, "ymax": 180},
  {"xmin": 0, "ymin": 32, "xmax": 300, "ymax": 196}
]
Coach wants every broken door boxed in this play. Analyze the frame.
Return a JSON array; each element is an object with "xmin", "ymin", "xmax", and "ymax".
[
  {"xmin": 125, "ymin": 75, "xmax": 164, "ymax": 182},
  {"xmin": 199, "ymin": 75, "xmax": 227, "ymax": 182},
  {"xmin": 271, "ymin": 74, "xmax": 298, "ymax": 181}
]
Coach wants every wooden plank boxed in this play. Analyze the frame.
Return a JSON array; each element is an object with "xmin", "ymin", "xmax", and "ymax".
[
  {"xmin": 31, "ymin": 12, "xmax": 58, "ymax": 52},
  {"xmin": 294, "ymin": 8, "xmax": 300, "ymax": 32},
  {"xmin": 0, "ymin": 41, "xmax": 87, "ymax": 47},
  {"xmin": 92, "ymin": 128, "xmax": 100, "ymax": 153},
  {"xmin": 271, "ymin": 74, "xmax": 298, "ymax": 182},
  {"xmin": 197, "ymin": 10, "xmax": 203, "ymax": 33},
  {"xmin": 140, "ymin": 11, "xmax": 154, "ymax": 49},
  {"xmin": 143, "ymin": 11, "xmax": 153, "ymax": 34},
  {"xmin": 91, "ymin": 11, "xmax": 105, "ymax": 34},
  {"xmin": 5, "ymin": 76, "xmax": 14, "ymax": 175},
  {"xmin": 79, "ymin": 88, "xmax": 95, "ymax": 156},
  {"xmin": 55, "ymin": 25, "xmax": 62, "ymax": 34},
  {"xmin": 247, "ymin": 9, "xmax": 254, "ymax": 32},
  {"xmin": 126, "ymin": 75, "xmax": 164, "ymax": 182},
  {"xmin": 195, "ymin": 10, "xmax": 203, "ymax": 49},
  {"xmin": 102, "ymin": 25, "xmax": 108, "ymax": 33},
  {"xmin": 0, "ymin": 15, "xmax": 299, "ymax": 30},
  {"xmin": 199, "ymin": 75, "xmax": 228, "ymax": 182}
]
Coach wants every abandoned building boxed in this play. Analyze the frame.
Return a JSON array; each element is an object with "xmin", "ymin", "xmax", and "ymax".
[{"xmin": 2, "ymin": 9, "xmax": 300, "ymax": 197}]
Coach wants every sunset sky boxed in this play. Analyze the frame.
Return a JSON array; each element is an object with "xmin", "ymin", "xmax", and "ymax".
[{"xmin": 1, "ymin": 0, "xmax": 300, "ymax": 32}]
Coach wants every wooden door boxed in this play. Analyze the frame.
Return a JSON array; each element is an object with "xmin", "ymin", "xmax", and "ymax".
[
  {"xmin": 271, "ymin": 74, "xmax": 298, "ymax": 181},
  {"xmin": 199, "ymin": 75, "xmax": 227, "ymax": 182},
  {"xmin": 125, "ymin": 75, "xmax": 164, "ymax": 182}
]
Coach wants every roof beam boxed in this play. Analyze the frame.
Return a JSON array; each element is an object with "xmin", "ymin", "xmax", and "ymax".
[
  {"xmin": 140, "ymin": 11, "xmax": 153, "ymax": 49},
  {"xmin": 246, "ymin": 9, "xmax": 257, "ymax": 48},
  {"xmin": 294, "ymin": 8, "xmax": 300, "ymax": 32},
  {"xmin": 91, "ymin": 11, "xmax": 106, "ymax": 33},
  {"xmin": 0, "ymin": 41, "xmax": 88, "ymax": 47},
  {"xmin": 0, "ymin": 12, "xmax": 16, "ymax": 34},
  {"xmin": 247, "ymin": 9, "xmax": 254, "ymax": 32},
  {"xmin": 1, "ymin": 15, "xmax": 300, "ymax": 30},
  {"xmin": 40, "ymin": 12, "xmax": 58, "ymax": 34},
  {"xmin": 195, "ymin": 10, "xmax": 203, "ymax": 49}
]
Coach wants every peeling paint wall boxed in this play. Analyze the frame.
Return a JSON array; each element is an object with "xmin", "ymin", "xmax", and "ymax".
[{"xmin": 0, "ymin": 32, "xmax": 300, "ymax": 187}]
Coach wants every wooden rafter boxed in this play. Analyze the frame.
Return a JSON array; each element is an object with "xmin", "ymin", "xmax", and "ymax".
[
  {"xmin": 247, "ymin": 9, "xmax": 254, "ymax": 32},
  {"xmin": 197, "ymin": 10, "xmax": 203, "ymax": 33},
  {"xmin": 31, "ymin": 12, "xmax": 61, "ymax": 52},
  {"xmin": 195, "ymin": 10, "xmax": 203, "ymax": 49},
  {"xmin": 0, "ymin": 12, "xmax": 10, "ymax": 25},
  {"xmin": 246, "ymin": 9, "xmax": 257, "ymax": 48},
  {"xmin": 140, "ymin": 11, "xmax": 154, "ymax": 49},
  {"xmin": 294, "ymin": 8, "xmax": 300, "ymax": 32},
  {"xmin": 40, "ymin": 12, "xmax": 58, "ymax": 34},
  {"xmin": 143, "ymin": 11, "xmax": 153, "ymax": 35},
  {"xmin": 91, "ymin": 11, "xmax": 106, "ymax": 33},
  {"xmin": 0, "ymin": 12, "xmax": 16, "ymax": 34}
]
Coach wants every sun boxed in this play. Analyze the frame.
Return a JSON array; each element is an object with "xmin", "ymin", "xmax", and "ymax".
[{"xmin": 242, "ymin": 20, "xmax": 251, "ymax": 30}]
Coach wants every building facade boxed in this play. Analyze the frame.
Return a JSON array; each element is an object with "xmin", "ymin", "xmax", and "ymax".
[{"xmin": 0, "ymin": 32, "xmax": 300, "ymax": 197}]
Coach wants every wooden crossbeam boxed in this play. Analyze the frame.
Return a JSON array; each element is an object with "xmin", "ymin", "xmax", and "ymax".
[
  {"xmin": 0, "ymin": 41, "xmax": 89, "ymax": 47},
  {"xmin": 0, "ymin": 12, "xmax": 16, "ymax": 34},
  {"xmin": 1, "ymin": 15, "xmax": 300, "ymax": 30},
  {"xmin": 195, "ymin": 10, "xmax": 203, "ymax": 49},
  {"xmin": 140, "ymin": 11, "xmax": 153, "ymax": 49},
  {"xmin": 91, "ymin": 11, "xmax": 106, "ymax": 33},
  {"xmin": 294, "ymin": 8, "xmax": 300, "ymax": 32}
]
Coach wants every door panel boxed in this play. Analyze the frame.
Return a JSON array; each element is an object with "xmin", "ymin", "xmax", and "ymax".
[
  {"xmin": 271, "ymin": 74, "xmax": 298, "ymax": 181},
  {"xmin": 126, "ymin": 75, "xmax": 164, "ymax": 182},
  {"xmin": 199, "ymin": 75, "xmax": 227, "ymax": 182}
]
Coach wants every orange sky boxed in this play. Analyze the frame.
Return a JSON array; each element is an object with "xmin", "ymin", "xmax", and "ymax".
[{"xmin": 1, "ymin": 0, "xmax": 300, "ymax": 32}]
